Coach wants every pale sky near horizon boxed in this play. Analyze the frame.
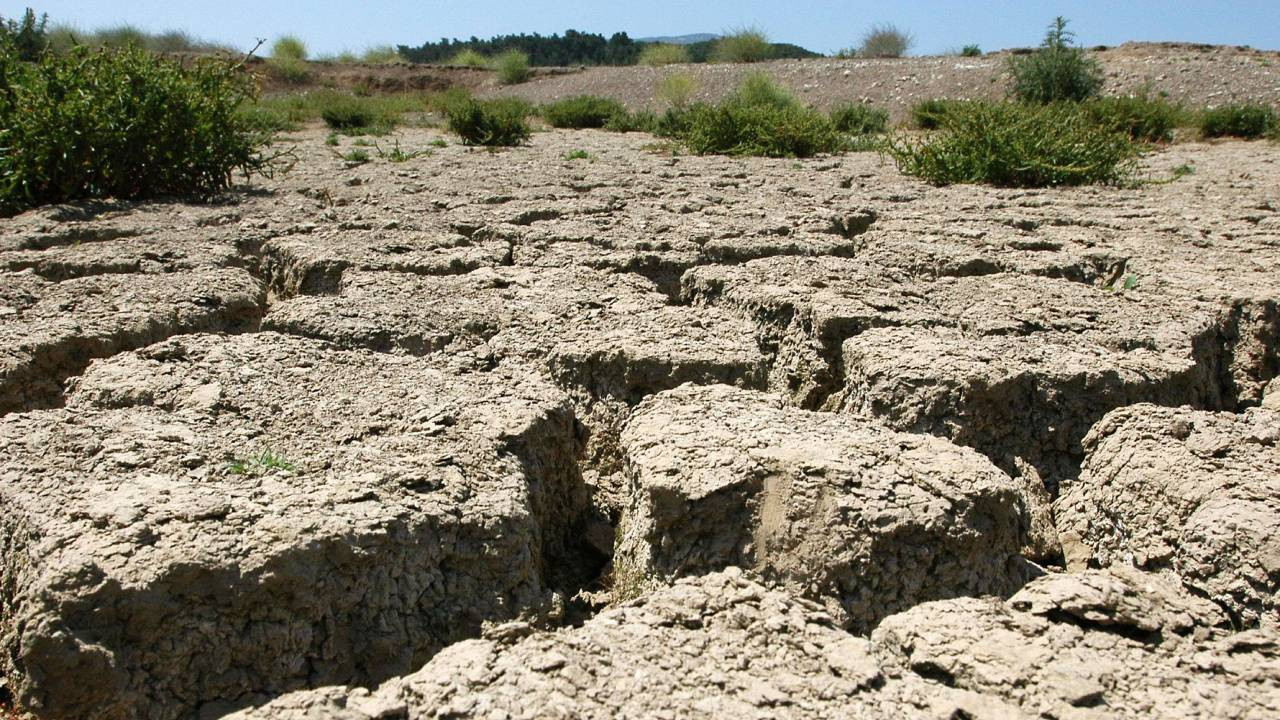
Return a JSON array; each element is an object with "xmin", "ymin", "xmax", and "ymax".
[{"xmin": 8, "ymin": 1, "xmax": 1279, "ymax": 56}]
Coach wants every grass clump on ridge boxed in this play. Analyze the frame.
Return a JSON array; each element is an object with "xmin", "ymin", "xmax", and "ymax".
[
  {"xmin": 858, "ymin": 23, "xmax": 912, "ymax": 58},
  {"xmin": 493, "ymin": 49, "xmax": 530, "ymax": 84},
  {"xmin": 0, "ymin": 42, "xmax": 281, "ymax": 216},
  {"xmin": 886, "ymin": 101, "xmax": 1138, "ymax": 188},
  {"xmin": 541, "ymin": 95, "xmax": 628, "ymax": 129},
  {"xmin": 268, "ymin": 35, "xmax": 309, "ymax": 83},
  {"xmin": 1198, "ymin": 103, "xmax": 1279, "ymax": 139},
  {"xmin": 639, "ymin": 43, "xmax": 689, "ymax": 66},
  {"xmin": 446, "ymin": 97, "xmax": 531, "ymax": 146},
  {"xmin": 1007, "ymin": 17, "xmax": 1102, "ymax": 103},
  {"xmin": 711, "ymin": 27, "xmax": 773, "ymax": 63},
  {"xmin": 449, "ymin": 48, "xmax": 489, "ymax": 67}
]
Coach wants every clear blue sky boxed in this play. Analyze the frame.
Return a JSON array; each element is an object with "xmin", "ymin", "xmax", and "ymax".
[{"xmin": 9, "ymin": 1, "xmax": 1279, "ymax": 56}]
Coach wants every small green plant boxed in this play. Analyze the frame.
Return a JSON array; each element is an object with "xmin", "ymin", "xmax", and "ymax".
[
  {"xmin": 271, "ymin": 35, "xmax": 307, "ymax": 61},
  {"xmin": 1198, "ymin": 103, "xmax": 1279, "ymax": 139},
  {"xmin": 268, "ymin": 35, "xmax": 309, "ymax": 83},
  {"xmin": 604, "ymin": 109, "xmax": 656, "ymax": 133},
  {"xmin": 886, "ymin": 101, "xmax": 1138, "ymax": 187},
  {"xmin": 361, "ymin": 45, "xmax": 402, "ymax": 64},
  {"xmin": 656, "ymin": 73, "xmax": 698, "ymax": 109},
  {"xmin": 493, "ymin": 49, "xmax": 530, "ymax": 84},
  {"xmin": 0, "ymin": 43, "xmax": 282, "ymax": 216},
  {"xmin": 1008, "ymin": 17, "xmax": 1103, "ymax": 103},
  {"xmin": 711, "ymin": 27, "xmax": 772, "ymax": 63},
  {"xmin": 376, "ymin": 139, "xmax": 425, "ymax": 162},
  {"xmin": 859, "ymin": 23, "xmax": 913, "ymax": 58},
  {"xmin": 829, "ymin": 103, "xmax": 889, "ymax": 134},
  {"xmin": 639, "ymin": 43, "xmax": 690, "ymax": 66},
  {"xmin": 352, "ymin": 137, "xmax": 374, "ymax": 146},
  {"xmin": 1083, "ymin": 93, "xmax": 1187, "ymax": 143},
  {"xmin": 1, "ymin": 8, "xmax": 49, "ymax": 60},
  {"xmin": 228, "ymin": 449, "xmax": 295, "ymax": 476},
  {"xmin": 563, "ymin": 149, "xmax": 591, "ymax": 160},
  {"xmin": 960, "ymin": 44, "xmax": 982, "ymax": 57},
  {"xmin": 428, "ymin": 137, "xmax": 448, "ymax": 147},
  {"xmin": 318, "ymin": 93, "xmax": 396, "ymax": 134},
  {"xmin": 446, "ymin": 97, "xmax": 531, "ymax": 146},
  {"xmin": 911, "ymin": 98, "xmax": 968, "ymax": 129},
  {"xmin": 449, "ymin": 48, "xmax": 490, "ymax": 67},
  {"xmin": 1171, "ymin": 162, "xmax": 1195, "ymax": 178},
  {"xmin": 325, "ymin": 132, "xmax": 339, "ymax": 146},
  {"xmin": 341, "ymin": 148, "xmax": 371, "ymax": 164},
  {"xmin": 541, "ymin": 95, "xmax": 628, "ymax": 129},
  {"xmin": 732, "ymin": 71, "xmax": 798, "ymax": 109},
  {"xmin": 1105, "ymin": 273, "xmax": 1139, "ymax": 293}
]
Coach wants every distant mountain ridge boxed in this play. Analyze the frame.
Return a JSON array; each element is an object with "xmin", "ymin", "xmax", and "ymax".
[{"xmin": 636, "ymin": 33, "xmax": 719, "ymax": 45}]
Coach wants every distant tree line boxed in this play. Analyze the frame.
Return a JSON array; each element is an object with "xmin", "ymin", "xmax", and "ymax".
[{"xmin": 397, "ymin": 29, "xmax": 820, "ymax": 66}]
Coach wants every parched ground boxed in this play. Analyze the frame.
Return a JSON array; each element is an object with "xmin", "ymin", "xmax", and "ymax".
[{"xmin": 1, "ymin": 48, "xmax": 1279, "ymax": 719}]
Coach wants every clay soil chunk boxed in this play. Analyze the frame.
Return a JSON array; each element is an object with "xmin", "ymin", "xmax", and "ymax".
[
  {"xmin": 1055, "ymin": 403, "xmax": 1280, "ymax": 629},
  {"xmin": 227, "ymin": 570, "xmax": 1017, "ymax": 720},
  {"xmin": 873, "ymin": 568, "xmax": 1280, "ymax": 719},
  {"xmin": 0, "ymin": 268, "xmax": 264, "ymax": 414},
  {"xmin": 0, "ymin": 332, "xmax": 586, "ymax": 720},
  {"xmin": 614, "ymin": 383, "xmax": 1029, "ymax": 631}
]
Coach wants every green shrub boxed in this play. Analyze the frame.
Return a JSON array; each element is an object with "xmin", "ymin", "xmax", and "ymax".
[
  {"xmin": 361, "ymin": 45, "xmax": 403, "ymax": 64},
  {"xmin": 886, "ymin": 101, "xmax": 1137, "ymax": 187},
  {"xmin": 681, "ymin": 102, "xmax": 844, "ymax": 157},
  {"xmin": 911, "ymin": 98, "xmax": 968, "ymax": 129},
  {"xmin": 960, "ymin": 44, "xmax": 982, "ymax": 57},
  {"xmin": 271, "ymin": 35, "xmax": 307, "ymax": 61},
  {"xmin": 0, "ymin": 44, "xmax": 279, "ymax": 216},
  {"xmin": 603, "ymin": 109, "xmax": 656, "ymax": 133},
  {"xmin": 493, "ymin": 49, "xmax": 530, "ymax": 84},
  {"xmin": 639, "ymin": 43, "xmax": 689, "ymax": 66},
  {"xmin": 830, "ymin": 103, "xmax": 888, "ymax": 134},
  {"xmin": 446, "ymin": 98, "xmax": 531, "ymax": 145},
  {"xmin": 711, "ymin": 28, "xmax": 772, "ymax": 63},
  {"xmin": 1199, "ymin": 103, "xmax": 1279, "ymax": 139},
  {"xmin": 1008, "ymin": 17, "xmax": 1103, "ymax": 103},
  {"xmin": 318, "ymin": 93, "xmax": 395, "ymax": 133},
  {"xmin": 1, "ymin": 8, "xmax": 48, "ymax": 60},
  {"xmin": 450, "ymin": 48, "xmax": 489, "ymax": 67},
  {"xmin": 541, "ymin": 95, "xmax": 627, "ymax": 129},
  {"xmin": 654, "ymin": 106, "xmax": 696, "ymax": 139},
  {"xmin": 93, "ymin": 24, "xmax": 148, "ymax": 49},
  {"xmin": 731, "ymin": 72, "xmax": 797, "ymax": 109},
  {"xmin": 656, "ymin": 73, "xmax": 698, "ymax": 109},
  {"xmin": 1083, "ymin": 94, "xmax": 1186, "ymax": 143},
  {"xmin": 859, "ymin": 24, "xmax": 912, "ymax": 58}
]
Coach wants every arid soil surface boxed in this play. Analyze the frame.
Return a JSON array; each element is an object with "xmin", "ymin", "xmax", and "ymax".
[{"xmin": 2, "ymin": 46, "xmax": 1280, "ymax": 719}]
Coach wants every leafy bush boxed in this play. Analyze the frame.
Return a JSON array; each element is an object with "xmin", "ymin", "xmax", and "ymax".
[
  {"xmin": 1083, "ymin": 94, "xmax": 1186, "ymax": 143},
  {"xmin": 446, "ymin": 98, "xmax": 531, "ymax": 145},
  {"xmin": 711, "ymin": 28, "xmax": 772, "ymax": 63},
  {"xmin": 859, "ymin": 24, "xmax": 912, "ymax": 58},
  {"xmin": 656, "ymin": 73, "xmax": 698, "ymax": 109},
  {"xmin": 731, "ymin": 72, "xmax": 797, "ymax": 109},
  {"xmin": 541, "ymin": 95, "xmax": 628, "ymax": 129},
  {"xmin": 493, "ymin": 49, "xmax": 530, "ymax": 84},
  {"xmin": 1199, "ymin": 103, "xmax": 1279, "ymax": 139},
  {"xmin": 1008, "ymin": 17, "xmax": 1103, "ymax": 103},
  {"xmin": 318, "ymin": 93, "xmax": 396, "ymax": 133},
  {"xmin": 830, "ymin": 103, "xmax": 888, "ymax": 134},
  {"xmin": 271, "ymin": 36, "xmax": 307, "ymax": 61},
  {"xmin": 603, "ymin": 109, "xmax": 656, "ymax": 133},
  {"xmin": 639, "ymin": 43, "xmax": 690, "ymax": 66},
  {"xmin": 0, "ymin": 44, "xmax": 279, "ymax": 216},
  {"xmin": 680, "ymin": 102, "xmax": 844, "ymax": 157},
  {"xmin": 960, "ymin": 44, "xmax": 982, "ymax": 57},
  {"xmin": 911, "ymin": 98, "xmax": 968, "ymax": 129},
  {"xmin": 449, "ymin": 48, "xmax": 489, "ymax": 67},
  {"xmin": 1, "ymin": 8, "xmax": 48, "ymax": 60},
  {"xmin": 886, "ymin": 101, "xmax": 1137, "ymax": 187}
]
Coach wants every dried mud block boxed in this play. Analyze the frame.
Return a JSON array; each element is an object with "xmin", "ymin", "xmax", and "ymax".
[
  {"xmin": 1, "ymin": 234, "xmax": 243, "ymax": 281},
  {"xmin": 227, "ymin": 570, "xmax": 1019, "ymax": 720},
  {"xmin": 1055, "ymin": 404, "xmax": 1280, "ymax": 629},
  {"xmin": 872, "ymin": 568, "xmax": 1280, "ymax": 719},
  {"xmin": 0, "ymin": 268, "xmax": 264, "ymax": 414},
  {"xmin": 260, "ymin": 229, "xmax": 510, "ymax": 296},
  {"xmin": 0, "ymin": 332, "xmax": 587, "ymax": 720},
  {"xmin": 614, "ymin": 383, "xmax": 1029, "ymax": 632}
]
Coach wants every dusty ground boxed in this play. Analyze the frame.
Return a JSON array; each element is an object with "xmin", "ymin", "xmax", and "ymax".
[{"xmin": 1, "ymin": 47, "xmax": 1279, "ymax": 718}]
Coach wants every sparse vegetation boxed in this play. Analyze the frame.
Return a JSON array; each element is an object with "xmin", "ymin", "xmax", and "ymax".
[
  {"xmin": 360, "ymin": 45, "xmax": 403, "ymax": 64},
  {"xmin": 711, "ymin": 28, "xmax": 773, "ymax": 63},
  {"xmin": 271, "ymin": 35, "xmax": 307, "ymax": 61},
  {"xmin": 250, "ymin": 90, "xmax": 431, "ymax": 132},
  {"xmin": 341, "ymin": 148, "xmax": 371, "ymax": 164},
  {"xmin": 376, "ymin": 139, "xmax": 425, "ymax": 162},
  {"xmin": 228, "ymin": 449, "xmax": 295, "ymax": 476},
  {"xmin": 268, "ymin": 35, "xmax": 310, "ymax": 84},
  {"xmin": 656, "ymin": 73, "xmax": 698, "ymax": 109},
  {"xmin": 639, "ymin": 43, "xmax": 690, "ymax": 66},
  {"xmin": 446, "ymin": 97, "xmax": 532, "ymax": 146},
  {"xmin": 493, "ymin": 49, "xmax": 531, "ymax": 84},
  {"xmin": 449, "ymin": 48, "xmax": 490, "ymax": 67},
  {"xmin": 911, "ymin": 98, "xmax": 969, "ymax": 129},
  {"xmin": 1008, "ymin": 17, "xmax": 1103, "ymax": 103},
  {"xmin": 829, "ymin": 103, "xmax": 889, "ymax": 134},
  {"xmin": 563, "ymin": 149, "xmax": 591, "ymax": 160},
  {"xmin": 858, "ymin": 23, "xmax": 913, "ymax": 58},
  {"xmin": 318, "ymin": 92, "xmax": 396, "ymax": 134},
  {"xmin": 732, "ymin": 71, "xmax": 798, "ymax": 109},
  {"xmin": 1198, "ymin": 103, "xmax": 1279, "ymax": 139},
  {"xmin": 887, "ymin": 101, "xmax": 1138, "ymax": 187},
  {"xmin": 541, "ymin": 95, "xmax": 628, "ymax": 129},
  {"xmin": 960, "ymin": 44, "xmax": 982, "ymax": 57},
  {"xmin": 1083, "ymin": 94, "xmax": 1187, "ymax": 143},
  {"xmin": 0, "ymin": 42, "xmax": 281, "ymax": 216}
]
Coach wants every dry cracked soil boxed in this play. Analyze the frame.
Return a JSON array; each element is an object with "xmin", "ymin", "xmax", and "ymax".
[{"xmin": 2, "ymin": 53, "xmax": 1280, "ymax": 719}]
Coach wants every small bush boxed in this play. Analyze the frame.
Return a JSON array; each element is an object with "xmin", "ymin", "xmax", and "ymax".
[
  {"xmin": 1083, "ymin": 94, "xmax": 1186, "ymax": 143},
  {"xmin": 361, "ymin": 45, "xmax": 403, "ymax": 64},
  {"xmin": 318, "ymin": 93, "xmax": 394, "ymax": 133},
  {"xmin": 541, "ymin": 95, "xmax": 627, "ymax": 129},
  {"xmin": 886, "ymin": 101, "xmax": 1137, "ymax": 187},
  {"xmin": 563, "ymin": 149, "xmax": 591, "ymax": 160},
  {"xmin": 712, "ymin": 28, "xmax": 772, "ymax": 63},
  {"xmin": 450, "ymin": 48, "xmax": 489, "ymax": 67},
  {"xmin": 493, "ymin": 49, "xmax": 530, "ymax": 84},
  {"xmin": 731, "ymin": 72, "xmax": 797, "ymax": 110},
  {"xmin": 656, "ymin": 73, "xmax": 698, "ymax": 109},
  {"xmin": 1, "ymin": 8, "xmax": 48, "ymax": 60},
  {"xmin": 1199, "ymin": 103, "xmax": 1279, "ymax": 139},
  {"xmin": 0, "ymin": 44, "xmax": 279, "ymax": 216},
  {"xmin": 830, "ymin": 103, "xmax": 888, "ymax": 134},
  {"xmin": 271, "ymin": 35, "xmax": 307, "ymax": 61},
  {"xmin": 639, "ymin": 43, "xmax": 689, "ymax": 66},
  {"xmin": 911, "ymin": 98, "xmax": 968, "ymax": 129},
  {"xmin": 681, "ymin": 102, "xmax": 844, "ymax": 157},
  {"xmin": 1008, "ymin": 17, "xmax": 1103, "ymax": 103},
  {"xmin": 446, "ymin": 98, "xmax": 531, "ymax": 146},
  {"xmin": 603, "ymin": 109, "xmax": 657, "ymax": 133},
  {"xmin": 859, "ymin": 23, "xmax": 912, "ymax": 58},
  {"xmin": 960, "ymin": 44, "xmax": 982, "ymax": 57}
]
